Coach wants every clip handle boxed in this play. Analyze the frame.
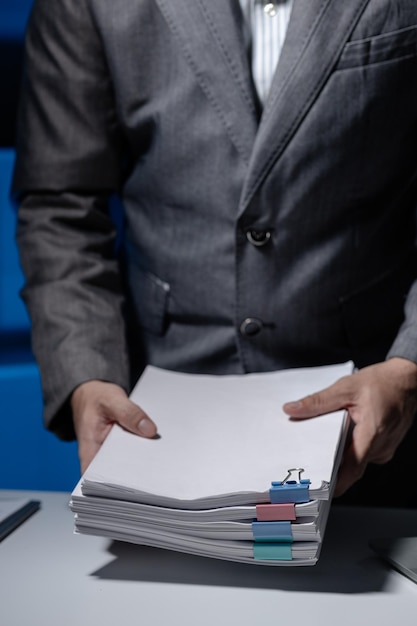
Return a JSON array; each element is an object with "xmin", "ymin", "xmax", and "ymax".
[
  {"xmin": 282, "ymin": 468, "xmax": 304, "ymax": 484},
  {"xmin": 263, "ymin": 2, "xmax": 278, "ymax": 17}
]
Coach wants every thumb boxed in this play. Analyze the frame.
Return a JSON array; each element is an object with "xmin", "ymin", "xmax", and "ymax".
[
  {"xmin": 115, "ymin": 396, "xmax": 158, "ymax": 438},
  {"xmin": 283, "ymin": 376, "xmax": 352, "ymax": 419}
]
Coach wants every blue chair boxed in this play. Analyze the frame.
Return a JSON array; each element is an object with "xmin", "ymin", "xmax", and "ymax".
[
  {"xmin": 0, "ymin": 0, "xmax": 34, "ymax": 41},
  {"xmin": 0, "ymin": 148, "xmax": 79, "ymax": 491},
  {"xmin": 0, "ymin": 148, "xmax": 30, "ymax": 333}
]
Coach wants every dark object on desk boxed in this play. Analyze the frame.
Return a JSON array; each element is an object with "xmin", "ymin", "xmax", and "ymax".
[
  {"xmin": 0, "ymin": 499, "xmax": 41, "ymax": 541},
  {"xmin": 370, "ymin": 537, "xmax": 417, "ymax": 584}
]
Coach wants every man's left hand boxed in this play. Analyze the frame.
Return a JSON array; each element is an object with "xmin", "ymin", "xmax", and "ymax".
[{"xmin": 283, "ymin": 357, "xmax": 417, "ymax": 496}]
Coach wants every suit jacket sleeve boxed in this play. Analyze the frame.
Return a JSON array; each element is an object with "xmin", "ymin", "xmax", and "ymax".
[
  {"xmin": 13, "ymin": 0, "xmax": 130, "ymax": 439},
  {"xmin": 387, "ymin": 281, "xmax": 417, "ymax": 365}
]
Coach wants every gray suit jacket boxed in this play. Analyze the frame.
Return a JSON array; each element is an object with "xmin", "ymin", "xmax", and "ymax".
[{"xmin": 13, "ymin": 0, "xmax": 417, "ymax": 438}]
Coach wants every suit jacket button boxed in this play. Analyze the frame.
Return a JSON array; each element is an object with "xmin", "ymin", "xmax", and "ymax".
[
  {"xmin": 246, "ymin": 230, "xmax": 271, "ymax": 247},
  {"xmin": 240, "ymin": 317, "xmax": 263, "ymax": 336}
]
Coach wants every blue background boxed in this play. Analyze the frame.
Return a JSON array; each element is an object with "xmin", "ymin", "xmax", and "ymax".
[{"xmin": 0, "ymin": 0, "xmax": 79, "ymax": 491}]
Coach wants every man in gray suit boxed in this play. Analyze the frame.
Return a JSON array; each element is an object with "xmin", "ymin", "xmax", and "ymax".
[{"xmin": 13, "ymin": 0, "xmax": 417, "ymax": 505}]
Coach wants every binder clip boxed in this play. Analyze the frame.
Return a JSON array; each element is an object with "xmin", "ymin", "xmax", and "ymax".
[
  {"xmin": 269, "ymin": 468, "xmax": 311, "ymax": 504},
  {"xmin": 253, "ymin": 543, "xmax": 292, "ymax": 561},
  {"xmin": 256, "ymin": 502, "xmax": 296, "ymax": 522},
  {"xmin": 252, "ymin": 521, "xmax": 293, "ymax": 543}
]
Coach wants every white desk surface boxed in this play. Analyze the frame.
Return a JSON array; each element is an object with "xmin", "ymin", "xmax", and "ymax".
[{"xmin": 1, "ymin": 490, "xmax": 417, "ymax": 626}]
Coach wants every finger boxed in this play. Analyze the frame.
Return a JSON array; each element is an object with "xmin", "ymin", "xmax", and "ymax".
[
  {"xmin": 350, "ymin": 419, "xmax": 375, "ymax": 464},
  {"xmin": 114, "ymin": 396, "xmax": 158, "ymax": 438},
  {"xmin": 76, "ymin": 417, "xmax": 114, "ymax": 474},
  {"xmin": 78, "ymin": 438, "xmax": 102, "ymax": 475},
  {"xmin": 283, "ymin": 376, "xmax": 352, "ymax": 418},
  {"xmin": 333, "ymin": 443, "xmax": 367, "ymax": 497},
  {"xmin": 333, "ymin": 421, "xmax": 374, "ymax": 496},
  {"xmin": 366, "ymin": 439, "xmax": 397, "ymax": 464}
]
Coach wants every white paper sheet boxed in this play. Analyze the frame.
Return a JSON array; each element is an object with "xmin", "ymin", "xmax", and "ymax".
[{"xmin": 82, "ymin": 362, "xmax": 352, "ymax": 507}]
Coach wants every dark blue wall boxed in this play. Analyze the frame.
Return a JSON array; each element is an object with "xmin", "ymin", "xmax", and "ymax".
[{"xmin": 0, "ymin": 1, "xmax": 79, "ymax": 491}]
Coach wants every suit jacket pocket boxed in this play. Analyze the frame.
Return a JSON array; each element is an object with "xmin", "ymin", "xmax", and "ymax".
[
  {"xmin": 340, "ymin": 254, "xmax": 416, "ymax": 366},
  {"xmin": 129, "ymin": 264, "xmax": 170, "ymax": 336},
  {"xmin": 337, "ymin": 25, "xmax": 417, "ymax": 70}
]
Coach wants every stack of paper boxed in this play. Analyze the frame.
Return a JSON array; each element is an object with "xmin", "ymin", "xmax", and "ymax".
[{"xmin": 71, "ymin": 362, "xmax": 352, "ymax": 566}]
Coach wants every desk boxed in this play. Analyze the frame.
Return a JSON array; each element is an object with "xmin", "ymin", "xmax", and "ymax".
[{"xmin": 1, "ymin": 490, "xmax": 417, "ymax": 626}]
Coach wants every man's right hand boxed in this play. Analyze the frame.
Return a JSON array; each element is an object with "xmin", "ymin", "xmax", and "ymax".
[{"xmin": 71, "ymin": 380, "xmax": 158, "ymax": 474}]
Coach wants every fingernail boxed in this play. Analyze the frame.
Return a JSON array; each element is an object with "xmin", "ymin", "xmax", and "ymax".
[
  {"xmin": 285, "ymin": 400, "xmax": 302, "ymax": 411},
  {"xmin": 138, "ymin": 417, "xmax": 156, "ymax": 437}
]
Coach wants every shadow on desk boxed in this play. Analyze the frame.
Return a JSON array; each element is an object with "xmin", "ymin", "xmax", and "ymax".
[{"xmin": 91, "ymin": 506, "xmax": 417, "ymax": 594}]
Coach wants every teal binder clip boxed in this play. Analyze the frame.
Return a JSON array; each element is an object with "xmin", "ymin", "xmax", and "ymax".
[
  {"xmin": 253, "ymin": 543, "xmax": 293, "ymax": 561},
  {"xmin": 269, "ymin": 468, "xmax": 311, "ymax": 504},
  {"xmin": 252, "ymin": 521, "xmax": 293, "ymax": 543}
]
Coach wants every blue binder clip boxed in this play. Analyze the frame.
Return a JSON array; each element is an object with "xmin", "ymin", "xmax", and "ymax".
[
  {"xmin": 269, "ymin": 468, "xmax": 311, "ymax": 504},
  {"xmin": 252, "ymin": 521, "xmax": 293, "ymax": 543}
]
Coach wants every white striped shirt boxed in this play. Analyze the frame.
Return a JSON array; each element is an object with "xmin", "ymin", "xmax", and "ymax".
[{"xmin": 239, "ymin": 0, "xmax": 293, "ymax": 104}]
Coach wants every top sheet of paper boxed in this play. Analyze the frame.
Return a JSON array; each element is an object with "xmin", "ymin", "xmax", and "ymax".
[{"xmin": 82, "ymin": 363, "xmax": 352, "ymax": 507}]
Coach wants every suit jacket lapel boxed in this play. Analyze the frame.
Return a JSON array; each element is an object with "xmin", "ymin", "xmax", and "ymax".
[
  {"xmin": 240, "ymin": 0, "xmax": 371, "ymax": 212},
  {"xmin": 155, "ymin": 0, "xmax": 259, "ymax": 163}
]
